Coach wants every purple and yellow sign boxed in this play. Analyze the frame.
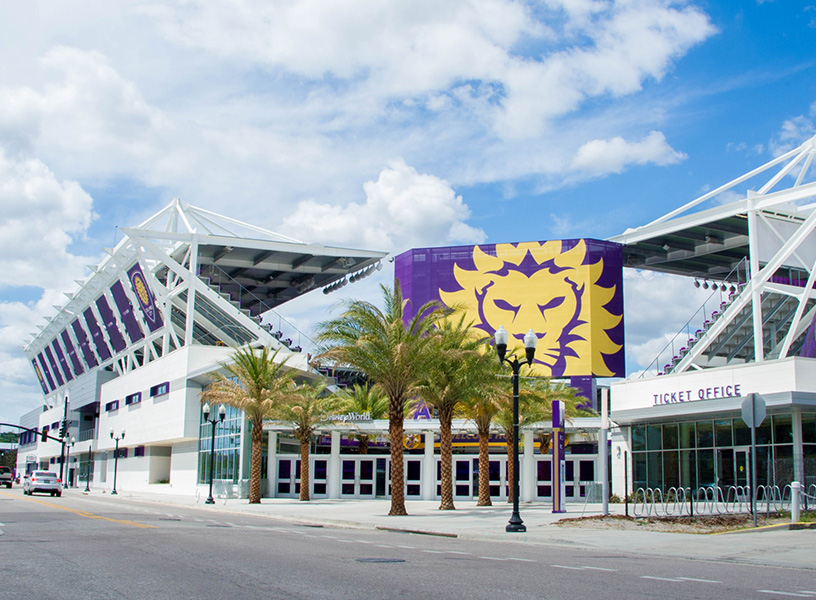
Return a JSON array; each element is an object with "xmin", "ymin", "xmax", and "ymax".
[
  {"xmin": 395, "ymin": 239, "xmax": 624, "ymax": 377},
  {"xmin": 127, "ymin": 263, "xmax": 163, "ymax": 332},
  {"xmin": 32, "ymin": 359, "xmax": 49, "ymax": 394}
]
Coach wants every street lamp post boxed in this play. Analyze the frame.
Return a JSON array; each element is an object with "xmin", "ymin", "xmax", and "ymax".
[
  {"xmin": 84, "ymin": 451, "xmax": 92, "ymax": 493},
  {"xmin": 202, "ymin": 403, "xmax": 226, "ymax": 505},
  {"xmin": 110, "ymin": 429, "xmax": 125, "ymax": 495},
  {"xmin": 494, "ymin": 325, "xmax": 538, "ymax": 533},
  {"xmin": 64, "ymin": 437, "xmax": 75, "ymax": 488},
  {"xmin": 58, "ymin": 397, "xmax": 70, "ymax": 485}
]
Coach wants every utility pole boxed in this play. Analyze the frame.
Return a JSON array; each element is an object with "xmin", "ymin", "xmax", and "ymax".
[{"xmin": 58, "ymin": 396, "xmax": 69, "ymax": 485}]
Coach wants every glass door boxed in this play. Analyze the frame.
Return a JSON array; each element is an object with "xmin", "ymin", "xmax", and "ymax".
[{"xmin": 734, "ymin": 448, "xmax": 749, "ymax": 488}]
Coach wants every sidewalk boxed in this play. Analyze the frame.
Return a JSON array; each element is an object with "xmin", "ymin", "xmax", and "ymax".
[{"xmin": 83, "ymin": 488, "xmax": 816, "ymax": 570}]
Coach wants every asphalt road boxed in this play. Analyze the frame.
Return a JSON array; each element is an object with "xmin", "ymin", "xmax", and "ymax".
[{"xmin": 1, "ymin": 488, "xmax": 814, "ymax": 600}]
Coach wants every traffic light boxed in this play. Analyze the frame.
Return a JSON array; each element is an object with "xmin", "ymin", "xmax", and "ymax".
[
  {"xmin": 59, "ymin": 419, "xmax": 67, "ymax": 438},
  {"xmin": 40, "ymin": 428, "xmax": 47, "ymax": 442}
]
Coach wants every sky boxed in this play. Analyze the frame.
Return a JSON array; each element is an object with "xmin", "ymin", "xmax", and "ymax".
[{"xmin": 1, "ymin": 0, "xmax": 815, "ymax": 424}]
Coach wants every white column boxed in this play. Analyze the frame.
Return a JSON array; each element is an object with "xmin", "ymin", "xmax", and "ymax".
[
  {"xmin": 793, "ymin": 409, "xmax": 805, "ymax": 485},
  {"xmin": 600, "ymin": 387, "xmax": 609, "ymax": 515},
  {"xmin": 184, "ymin": 237, "xmax": 198, "ymax": 347},
  {"xmin": 327, "ymin": 430, "xmax": 342, "ymax": 499},
  {"xmin": 422, "ymin": 431, "xmax": 436, "ymax": 500},
  {"xmin": 266, "ymin": 431, "xmax": 277, "ymax": 498},
  {"xmin": 747, "ymin": 203, "xmax": 765, "ymax": 361},
  {"xmin": 521, "ymin": 430, "xmax": 535, "ymax": 502}
]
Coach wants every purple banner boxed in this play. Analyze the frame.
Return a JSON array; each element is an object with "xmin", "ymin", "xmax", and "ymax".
[
  {"xmin": 32, "ymin": 359, "xmax": 49, "ymax": 394},
  {"xmin": 95, "ymin": 295, "xmax": 127, "ymax": 354},
  {"xmin": 72, "ymin": 318, "xmax": 99, "ymax": 368},
  {"xmin": 111, "ymin": 280, "xmax": 144, "ymax": 343},
  {"xmin": 60, "ymin": 329, "xmax": 85, "ymax": 377},
  {"xmin": 51, "ymin": 338, "xmax": 73, "ymax": 383},
  {"xmin": 83, "ymin": 308, "xmax": 112, "ymax": 362},
  {"xmin": 37, "ymin": 353, "xmax": 56, "ymax": 391},
  {"xmin": 127, "ymin": 263, "xmax": 163, "ymax": 332},
  {"xmin": 43, "ymin": 345, "xmax": 64, "ymax": 387},
  {"xmin": 395, "ymin": 239, "xmax": 625, "ymax": 378}
]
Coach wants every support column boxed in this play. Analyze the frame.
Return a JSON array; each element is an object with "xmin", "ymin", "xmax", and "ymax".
[
  {"xmin": 747, "ymin": 203, "xmax": 765, "ymax": 362},
  {"xmin": 422, "ymin": 431, "xmax": 436, "ymax": 500},
  {"xmin": 793, "ymin": 409, "xmax": 805, "ymax": 485},
  {"xmin": 600, "ymin": 387, "xmax": 609, "ymax": 515},
  {"xmin": 266, "ymin": 432, "xmax": 277, "ymax": 498},
  {"xmin": 521, "ymin": 430, "xmax": 535, "ymax": 502},
  {"xmin": 327, "ymin": 430, "xmax": 341, "ymax": 499}
]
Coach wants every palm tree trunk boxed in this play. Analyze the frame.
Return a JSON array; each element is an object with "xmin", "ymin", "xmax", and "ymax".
[
  {"xmin": 505, "ymin": 427, "xmax": 515, "ymax": 505},
  {"xmin": 249, "ymin": 419, "xmax": 263, "ymax": 504},
  {"xmin": 359, "ymin": 435, "xmax": 369, "ymax": 455},
  {"xmin": 299, "ymin": 436, "xmax": 310, "ymax": 501},
  {"xmin": 438, "ymin": 406, "xmax": 455, "ymax": 510},
  {"xmin": 477, "ymin": 425, "xmax": 492, "ymax": 506},
  {"xmin": 389, "ymin": 416, "xmax": 407, "ymax": 516}
]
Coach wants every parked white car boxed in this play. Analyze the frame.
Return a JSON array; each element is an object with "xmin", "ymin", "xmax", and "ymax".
[{"xmin": 23, "ymin": 471, "xmax": 62, "ymax": 497}]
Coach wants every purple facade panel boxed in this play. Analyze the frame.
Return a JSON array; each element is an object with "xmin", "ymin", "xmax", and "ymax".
[
  {"xmin": 51, "ymin": 338, "xmax": 74, "ymax": 382},
  {"xmin": 111, "ymin": 280, "xmax": 145, "ymax": 344},
  {"xmin": 127, "ymin": 263, "xmax": 163, "ymax": 332},
  {"xmin": 83, "ymin": 308, "xmax": 112, "ymax": 362},
  {"xmin": 32, "ymin": 359, "xmax": 49, "ymax": 394},
  {"xmin": 72, "ymin": 318, "xmax": 99, "ymax": 368},
  {"xmin": 60, "ymin": 329, "xmax": 85, "ymax": 377},
  {"xmin": 37, "ymin": 352, "xmax": 56, "ymax": 391},
  {"xmin": 95, "ymin": 295, "xmax": 127, "ymax": 354},
  {"xmin": 800, "ymin": 311, "xmax": 816, "ymax": 358},
  {"xmin": 43, "ymin": 345, "xmax": 64, "ymax": 387}
]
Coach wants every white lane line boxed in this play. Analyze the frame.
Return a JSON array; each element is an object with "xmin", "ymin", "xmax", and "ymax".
[
  {"xmin": 758, "ymin": 591, "xmax": 813, "ymax": 598},
  {"xmin": 480, "ymin": 557, "xmax": 507, "ymax": 561},
  {"xmin": 675, "ymin": 577, "xmax": 720, "ymax": 583},
  {"xmin": 582, "ymin": 566, "xmax": 617, "ymax": 572},
  {"xmin": 641, "ymin": 576, "xmax": 682, "ymax": 582},
  {"xmin": 321, "ymin": 535, "xmax": 337, "ymax": 539},
  {"xmin": 798, "ymin": 592, "xmax": 816, "ymax": 596},
  {"xmin": 374, "ymin": 544, "xmax": 393, "ymax": 548},
  {"xmin": 506, "ymin": 558, "xmax": 536, "ymax": 563},
  {"xmin": 395, "ymin": 545, "xmax": 415, "ymax": 549},
  {"xmin": 446, "ymin": 551, "xmax": 471, "ymax": 555},
  {"xmin": 551, "ymin": 565, "xmax": 584, "ymax": 570},
  {"xmin": 423, "ymin": 550, "xmax": 446, "ymax": 554},
  {"xmin": 336, "ymin": 539, "xmax": 355, "ymax": 543},
  {"xmin": 355, "ymin": 540, "xmax": 372, "ymax": 544}
]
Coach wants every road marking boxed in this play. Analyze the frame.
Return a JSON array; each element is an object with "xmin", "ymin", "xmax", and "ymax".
[
  {"xmin": 675, "ymin": 577, "xmax": 720, "ymax": 583},
  {"xmin": 641, "ymin": 576, "xmax": 681, "ymax": 582},
  {"xmin": 582, "ymin": 566, "xmax": 617, "ymax": 572},
  {"xmin": 422, "ymin": 550, "xmax": 446, "ymax": 554},
  {"xmin": 375, "ymin": 544, "xmax": 393, "ymax": 548},
  {"xmin": 758, "ymin": 592, "xmax": 813, "ymax": 598},
  {"xmin": 446, "ymin": 551, "xmax": 470, "ymax": 555},
  {"xmin": 506, "ymin": 558, "xmax": 536, "ymax": 563},
  {"xmin": 480, "ymin": 557, "xmax": 507, "ymax": 561},
  {"xmin": 551, "ymin": 565, "xmax": 584, "ymax": 570},
  {"xmin": 337, "ymin": 539, "xmax": 355, "ymax": 543},
  {"xmin": 395, "ymin": 545, "xmax": 415, "ymax": 549},
  {"xmin": 355, "ymin": 540, "xmax": 372, "ymax": 544},
  {"xmin": 1, "ymin": 492, "xmax": 155, "ymax": 529}
]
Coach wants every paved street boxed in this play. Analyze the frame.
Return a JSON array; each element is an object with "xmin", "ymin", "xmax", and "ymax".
[{"xmin": 1, "ymin": 487, "xmax": 815, "ymax": 599}]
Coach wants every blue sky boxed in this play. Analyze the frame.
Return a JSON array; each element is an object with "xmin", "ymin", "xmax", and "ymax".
[{"xmin": 1, "ymin": 0, "xmax": 815, "ymax": 423}]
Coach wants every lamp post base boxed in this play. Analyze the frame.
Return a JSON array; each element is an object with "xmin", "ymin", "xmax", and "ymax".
[
  {"xmin": 110, "ymin": 490, "xmax": 117, "ymax": 495},
  {"xmin": 205, "ymin": 497, "xmax": 215, "ymax": 505},
  {"xmin": 506, "ymin": 514, "xmax": 526, "ymax": 533}
]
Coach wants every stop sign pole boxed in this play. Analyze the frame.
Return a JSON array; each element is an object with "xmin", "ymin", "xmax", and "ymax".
[{"xmin": 741, "ymin": 393, "xmax": 766, "ymax": 528}]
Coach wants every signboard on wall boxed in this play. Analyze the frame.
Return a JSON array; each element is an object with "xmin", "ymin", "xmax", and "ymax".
[{"xmin": 395, "ymin": 239, "xmax": 625, "ymax": 377}]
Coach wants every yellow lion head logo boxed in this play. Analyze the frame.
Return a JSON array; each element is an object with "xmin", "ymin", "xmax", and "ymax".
[{"xmin": 439, "ymin": 240, "xmax": 622, "ymax": 376}]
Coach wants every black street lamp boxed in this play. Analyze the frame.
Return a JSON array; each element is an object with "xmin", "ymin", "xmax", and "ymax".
[
  {"xmin": 84, "ymin": 450, "xmax": 92, "ymax": 493},
  {"xmin": 64, "ymin": 437, "xmax": 75, "ymax": 488},
  {"xmin": 494, "ymin": 325, "xmax": 537, "ymax": 533},
  {"xmin": 110, "ymin": 429, "xmax": 125, "ymax": 495},
  {"xmin": 202, "ymin": 403, "xmax": 226, "ymax": 505}
]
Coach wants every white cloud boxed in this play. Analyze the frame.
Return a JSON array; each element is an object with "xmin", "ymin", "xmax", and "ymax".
[
  {"xmin": 570, "ymin": 131, "xmax": 686, "ymax": 175},
  {"xmin": 769, "ymin": 101, "xmax": 816, "ymax": 157},
  {"xmin": 283, "ymin": 159, "xmax": 486, "ymax": 253}
]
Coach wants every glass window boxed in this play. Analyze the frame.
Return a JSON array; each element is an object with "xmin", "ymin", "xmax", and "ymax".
[
  {"xmin": 697, "ymin": 421, "xmax": 714, "ymax": 448},
  {"xmin": 697, "ymin": 449, "xmax": 715, "ymax": 487},
  {"xmin": 631, "ymin": 425, "xmax": 646, "ymax": 451},
  {"xmin": 802, "ymin": 414, "xmax": 816, "ymax": 444},
  {"xmin": 756, "ymin": 420, "xmax": 772, "ymax": 446},
  {"xmin": 632, "ymin": 453, "xmax": 647, "ymax": 489},
  {"xmin": 773, "ymin": 415, "xmax": 793, "ymax": 445},
  {"xmin": 646, "ymin": 425, "xmax": 662, "ymax": 451},
  {"xmin": 579, "ymin": 460, "xmax": 594, "ymax": 481},
  {"xmin": 662, "ymin": 424, "xmax": 678, "ymax": 449},
  {"xmin": 679, "ymin": 449, "xmax": 696, "ymax": 489},
  {"xmin": 647, "ymin": 452, "xmax": 662, "ymax": 489},
  {"xmin": 715, "ymin": 420, "xmax": 733, "ymax": 447},
  {"xmin": 679, "ymin": 422, "xmax": 696, "ymax": 449},
  {"xmin": 663, "ymin": 451, "xmax": 679, "ymax": 489},
  {"xmin": 733, "ymin": 418, "xmax": 751, "ymax": 446}
]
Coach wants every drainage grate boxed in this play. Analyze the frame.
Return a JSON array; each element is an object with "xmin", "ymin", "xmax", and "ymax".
[{"xmin": 355, "ymin": 558, "xmax": 405, "ymax": 563}]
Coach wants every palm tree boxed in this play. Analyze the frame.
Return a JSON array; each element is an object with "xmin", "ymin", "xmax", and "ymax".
[
  {"xmin": 200, "ymin": 346, "xmax": 295, "ymax": 504},
  {"xmin": 276, "ymin": 382, "xmax": 341, "ymax": 501},
  {"xmin": 335, "ymin": 383, "xmax": 388, "ymax": 454},
  {"xmin": 415, "ymin": 314, "xmax": 489, "ymax": 510},
  {"xmin": 315, "ymin": 281, "xmax": 446, "ymax": 516},
  {"xmin": 459, "ymin": 358, "xmax": 505, "ymax": 507}
]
